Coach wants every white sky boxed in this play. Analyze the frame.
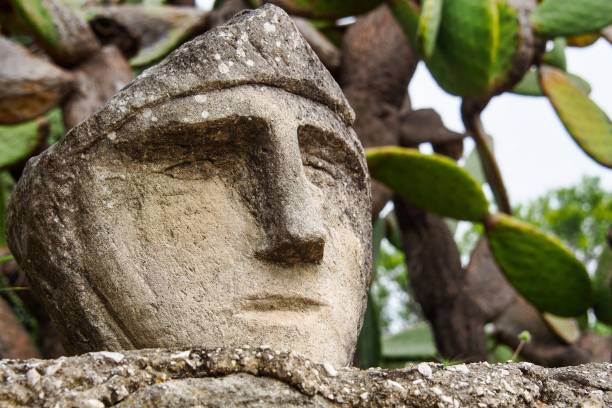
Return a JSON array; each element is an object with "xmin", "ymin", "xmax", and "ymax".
[
  {"xmin": 409, "ymin": 39, "xmax": 612, "ymax": 203},
  {"xmin": 196, "ymin": 0, "xmax": 610, "ymax": 202},
  {"xmin": 196, "ymin": 0, "xmax": 214, "ymax": 10}
]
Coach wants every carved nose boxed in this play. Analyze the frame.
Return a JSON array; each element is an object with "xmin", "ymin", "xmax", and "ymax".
[
  {"xmin": 255, "ymin": 123, "xmax": 326, "ymax": 265},
  {"xmin": 257, "ymin": 210, "xmax": 326, "ymax": 265}
]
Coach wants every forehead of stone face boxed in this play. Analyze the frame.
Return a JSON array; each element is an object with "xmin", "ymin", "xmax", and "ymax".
[{"xmin": 59, "ymin": 4, "xmax": 354, "ymax": 155}]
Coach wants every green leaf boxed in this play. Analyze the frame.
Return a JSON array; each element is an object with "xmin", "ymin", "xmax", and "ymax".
[
  {"xmin": 366, "ymin": 147, "xmax": 489, "ymax": 222},
  {"xmin": 10, "ymin": 0, "xmax": 61, "ymax": 49},
  {"xmin": 512, "ymin": 68, "xmax": 591, "ymax": 96},
  {"xmin": 382, "ymin": 322, "xmax": 437, "ymax": 360},
  {"xmin": 531, "ymin": 0, "xmax": 612, "ymax": 38},
  {"xmin": 489, "ymin": 0, "xmax": 519, "ymax": 89},
  {"xmin": 542, "ymin": 38, "xmax": 567, "ymax": 70},
  {"xmin": 388, "ymin": 0, "xmax": 420, "ymax": 50},
  {"xmin": 86, "ymin": 5, "xmax": 207, "ymax": 68},
  {"xmin": 593, "ymin": 245, "xmax": 612, "ymax": 324},
  {"xmin": 424, "ymin": 0, "xmax": 501, "ymax": 97},
  {"xmin": 540, "ymin": 65, "xmax": 612, "ymax": 168},
  {"xmin": 130, "ymin": 28, "xmax": 188, "ymax": 68},
  {"xmin": 486, "ymin": 214, "xmax": 592, "ymax": 317},
  {"xmin": 10, "ymin": 0, "xmax": 99, "ymax": 66},
  {"xmin": 417, "ymin": 0, "xmax": 443, "ymax": 59},
  {"xmin": 128, "ymin": 7, "xmax": 206, "ymax": 67},
  {"xmin": 0, "ymin": 120, "xmax": 43, "ymax": 169}
]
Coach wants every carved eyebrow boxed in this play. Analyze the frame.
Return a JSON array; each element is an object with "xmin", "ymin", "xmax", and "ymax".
[
  {"xmin": 297, "ymin": 123, "xmax": 360, "ymax": 158},
  {"xmin": 114, "ymin": 85, "xmax": 360, "ymax": 156},
  {"xmin": 297, "ymin": 124, "xmax": 367, "ymax": 185}
]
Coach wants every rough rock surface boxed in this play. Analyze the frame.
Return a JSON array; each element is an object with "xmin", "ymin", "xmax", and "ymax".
[
  {"xmin": 7, "ymin": 5, "xmax": 371, "ymax": 367},
  {"xmin": 62, "ymin": 45, "xmax": 133, "ymax": 130},
  {"xmin": 0, "ymin": 37, "xmax": 74, "ymax": 124},
  {"xmin": 0, "ymin": 347, "xmax": 609, "ymax": 407}
]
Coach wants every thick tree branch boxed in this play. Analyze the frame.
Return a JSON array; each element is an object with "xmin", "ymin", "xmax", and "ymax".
[
  {"xmin": 340, "ymin": 4, "xmax": 417, "ymax": 217},
  {"xmin": 461, "ymin": 101, "xmax": 512, "ymax": 214},
  {"xmin": 394, "ymin": 199, "xmax": 488, "ymax": 362}
]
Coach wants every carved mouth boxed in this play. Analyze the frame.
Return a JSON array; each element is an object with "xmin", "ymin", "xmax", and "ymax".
[{"xmin": 240, "ymin": 294, "xmax": 327, "ymax": 312}]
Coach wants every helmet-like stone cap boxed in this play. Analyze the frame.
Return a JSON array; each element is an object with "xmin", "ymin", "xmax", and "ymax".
[{"xmin": 66, "ymin": 4, "xmax": 354, "ymax": 155}]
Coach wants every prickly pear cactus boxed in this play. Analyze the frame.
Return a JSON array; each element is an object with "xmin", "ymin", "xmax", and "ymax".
[
  {"xmin": 539, "ymin": 66, "xmax": 612, "ymax": 168},
  {"xmin": 531, "ymin": 0, "xmax": 612, "ymax": 38},
  {"xmin": 366, "ymin": 147, "xmax": 489, "ymax": 222},
  {"xmin": 416, "ymin": 0, "xmax": 443, "ymax": 59},
  {"xmin": 0, "ymin": 120, "xmax": 44, "ymax": 169},
  {"xmin": 486, "ymin": 214, "xmax": 592, "ymax": 317},
  {"xmin": 512, "ymin": 68, "xmax": 590, "ymax": 96},
  {"xmin": 391, "ymin": 0, "xmax": 523, "ymax": 98},
  {"xmin": 593, "ymin": 246, "xmax": 612, "ymax": 325},
  {"xmin": 10, "ymin": 0, "xmax": 100, "ymax": 66}
]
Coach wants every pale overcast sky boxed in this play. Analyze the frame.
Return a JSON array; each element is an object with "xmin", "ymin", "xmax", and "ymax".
[
  {"xmin": 409, "ymin": 40, "xmax": 611, "ymax": 203},
  {"xmin": 197, "ymin": 0, "xmax": 610, "ymax": 203}
]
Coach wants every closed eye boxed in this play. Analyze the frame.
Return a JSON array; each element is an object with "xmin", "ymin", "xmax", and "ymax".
[{"xmin": 302, "ymin": 154, "xmax": 338, "ymax": 179}]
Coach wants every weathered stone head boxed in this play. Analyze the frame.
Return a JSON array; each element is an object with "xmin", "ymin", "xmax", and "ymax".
[{"xmin": 7, "ymin": 5, "xmax": 370, "ymax": 366}]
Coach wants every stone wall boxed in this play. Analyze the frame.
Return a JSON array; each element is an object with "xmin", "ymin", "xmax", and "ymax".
[{"xmin": 0, "ymin": 347, "xmax": 610, "ymax": 407}]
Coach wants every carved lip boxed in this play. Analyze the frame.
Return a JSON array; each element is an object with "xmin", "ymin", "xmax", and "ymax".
[{"xmin": 240, "ymin": 294, "xmax": 327, "ymax": 312}]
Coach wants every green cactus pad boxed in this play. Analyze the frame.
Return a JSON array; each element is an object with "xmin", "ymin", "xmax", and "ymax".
[
  {"xmin": 418, "ymin": 0, "xmax": 521, "ymax": 97},
  {"xmin": 10, "ymin": 0, "xmax": 60, "ymax": 49},
  {"xmin": 512, "ymin": 68, "xmax": 591, "ymax": 96},
  {"xmin": 417, "ymin": 0, "xmax": 443, "ymax": 59},
  {"xmin": 388, "ymin": 0, "xmax": 420, "ymax": 49},
  {"xmin": 542, "ymin": 38, "xmax": 567, "ymax": 70},
  {"xmin": 490, "ymin": 1, "xmax": 518, "ymax": 89},
  {"xmin": 259, "ymin": 0, "xmax": 383, "ymax": 19},
  {"xmin": 356, "ymin": 293, "xmax": 382, "ymax": 368},
  {"xmin": 0, "ymin": 120, "xmax": 43, "ymax": 169},
  {"xmin": 130, "ymin": 25, "xmax": 193, "ymax": 68},
  {"xmin": 593, "ymin": 245, "xmax": 612, "ymax": 325},
  {"xmin": 128, "ymin": 7, "xmax": 207, "ymax": 68},
  {"xmin": 531, "ymin": 0, "xmax": 612, "ymax": 38},
  {"xmin": 10, "ymin": 0, "xmax": 99, "ymax": 66},
  {"xmin": 424, "ymin": 0, "xmax": 500, "ymax": 97},
  {"xmin": 486, "ymin": 214, "xmax": 592, "ymax": 317},
  {"xmin": 366, "ymin": 147, "xmax": 489, "ymax": 222},
  {"xmin": 540, "ymin": 65, "xmax": 612, "ymax": 168}
]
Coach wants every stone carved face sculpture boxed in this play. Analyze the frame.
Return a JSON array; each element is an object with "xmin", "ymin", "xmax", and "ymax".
[{"xmin": 7, "ymin": 5, "xmax": 370, "ymax": 366}]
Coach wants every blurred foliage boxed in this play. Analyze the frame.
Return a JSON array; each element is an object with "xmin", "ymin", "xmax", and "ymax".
[
  {"xmin": 382, "ymin": 321, "xmax": 437, "ymax": 362},
  {"xmin": 370, "ymin": 239, "xmax": 411, "ymax": 333},
  {"xmin": 515, "ymin": 176, "xmax": 611, "ymax": 265},
  {"xmin": 458, "ymin": 176, "xmax": 611, "ymax": 267}
]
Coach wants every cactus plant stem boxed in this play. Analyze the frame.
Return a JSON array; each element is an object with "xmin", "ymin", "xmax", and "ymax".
[{"xmin": 461, "ymin": 102, "xmax": 512, "ymax": 215}]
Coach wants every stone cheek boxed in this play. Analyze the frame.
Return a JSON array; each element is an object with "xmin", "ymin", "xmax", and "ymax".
[{"xmin": 6, "ymin": 5, "xmax": 371, "ymax": 367}]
